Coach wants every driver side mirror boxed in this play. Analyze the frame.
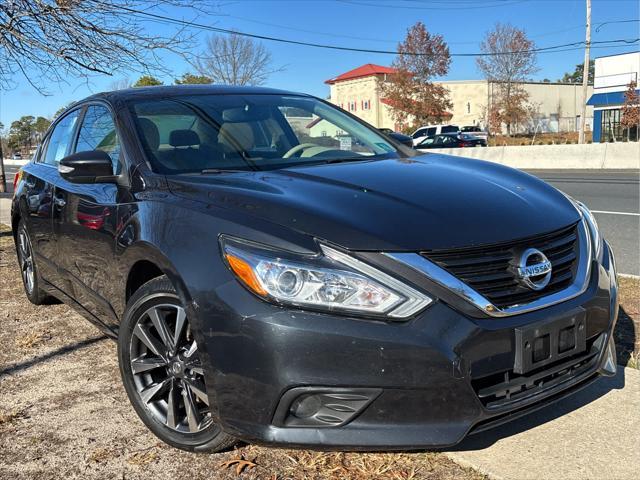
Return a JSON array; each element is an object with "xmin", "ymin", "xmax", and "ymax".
[{"xmin": 58, "ymin": 150, "xmax": 117, "ymax": 184}]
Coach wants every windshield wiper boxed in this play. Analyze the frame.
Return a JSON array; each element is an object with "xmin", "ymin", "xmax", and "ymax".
[
  {"xmin": 322, "ymin": 157, "xmax": 374, "ymax": 165},
  {"xmin": 200, "ymin": 168, "xmax": 249, "ymax": 174}
]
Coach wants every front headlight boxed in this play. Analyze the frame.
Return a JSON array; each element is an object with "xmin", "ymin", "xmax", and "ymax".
[
  {"xmin": 574, "ymin": 201, "xmax": 602, "ymax": 259},
  {"xmin": 220, "ymin": 237, "xmax": 432, "ymax": 319}
]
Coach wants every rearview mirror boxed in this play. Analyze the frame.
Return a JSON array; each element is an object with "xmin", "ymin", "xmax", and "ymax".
[{"xmin": 58, "ymin": 150, "xmax": 116, "ymax": 184}]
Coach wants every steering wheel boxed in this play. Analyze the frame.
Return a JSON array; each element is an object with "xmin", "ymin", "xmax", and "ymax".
[{"xmin": 282, "ymin": 143, "xmax": 318, "ymax": 158}]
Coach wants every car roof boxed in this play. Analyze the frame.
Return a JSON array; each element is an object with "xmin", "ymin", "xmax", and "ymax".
[
  {"xmin": 415, "ymin": 124, "xmax": 457, "ymax": 130},
  {"xmin": 54, "ymin": 85, "xmax": 314, "ymax": 121},
  {"xmin": 81, "ymin": 84, "xmax": 311, "ymax": 104}
]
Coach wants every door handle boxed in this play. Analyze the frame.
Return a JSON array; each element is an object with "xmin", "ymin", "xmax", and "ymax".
[{"xmin": 54, "ymin": 196, "xmax": 66, "ymax": 208}]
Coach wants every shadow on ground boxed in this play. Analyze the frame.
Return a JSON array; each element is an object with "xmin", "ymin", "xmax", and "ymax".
[{"xmin": 0, "ymin": 335, "xmax": 108, "ymax": 378}]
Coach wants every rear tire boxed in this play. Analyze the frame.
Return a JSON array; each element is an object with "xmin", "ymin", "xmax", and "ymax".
[
  {"xmin": 117, "ymin": 275, "xmax": 237, "ymax": 453},
  {"xmin": 16, "ymin": 220, "xmax": 50, "ymax": 305}
]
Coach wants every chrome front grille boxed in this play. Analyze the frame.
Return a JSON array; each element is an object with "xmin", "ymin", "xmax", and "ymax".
[{"xmin": 421, "ymin": 224, "xmax": 580, "ymax": 309}]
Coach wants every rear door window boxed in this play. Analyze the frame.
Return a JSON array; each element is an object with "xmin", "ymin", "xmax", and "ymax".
[
  {"xmin": 42, "ymin": 110, "xmax": 80, "ymax": 166},
  {"xmin": 441, "ymin": 125, "xmax": 459, "ymax": 134},
  {"xmin": 426, "ymin": 127, "xmax": 437, "ymax": 136}
]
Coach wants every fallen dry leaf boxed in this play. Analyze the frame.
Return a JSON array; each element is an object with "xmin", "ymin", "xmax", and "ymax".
[{"xmin": 220, "ymin": 457, "xmax": 257, "ymax": 476}]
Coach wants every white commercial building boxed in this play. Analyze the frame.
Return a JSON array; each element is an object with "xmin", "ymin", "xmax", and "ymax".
[
  {"xmin": 324, "ymin": 64, "xmax": 593, "ymax": 134},
  {"xmin": 587, "ymin": 52, "xmax": 640, "ymax": 142}
]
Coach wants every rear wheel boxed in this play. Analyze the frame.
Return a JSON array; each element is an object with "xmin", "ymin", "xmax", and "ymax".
[
  {"xmin": 16, "ymin": 220, "xmax": 50, "ymax": 305},
  {"xmin": 118, "ymin": 275, "xmax": 236, "ymax": 452}
]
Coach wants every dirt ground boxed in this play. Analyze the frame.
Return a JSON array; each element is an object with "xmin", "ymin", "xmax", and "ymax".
[
  {"xmin": 1, "ymin": 222, "xmax": 638, "ymax": 480},
  {"xmin": 0, "ymin": 224, "xmax": 484, "ymax": 480}
]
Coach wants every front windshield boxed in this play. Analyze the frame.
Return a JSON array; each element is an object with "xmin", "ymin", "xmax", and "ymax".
[{"xmin": 128, "ymin": 94, "xmax": 398, "ymax": 173}]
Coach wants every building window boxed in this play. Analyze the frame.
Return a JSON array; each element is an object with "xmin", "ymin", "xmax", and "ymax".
[
  {"xmin": 362, "ymin": 99, "xmax": 370, "ymax": 110},
  {"xmin": 321, "ymin": 131, "xmax": 327, "ymax": 137},
  {"xmin": 467, "ymin": 102, "xmax": 471, "ymax": 114},
  {"xmin": 601, "ymin": 109, "xmax": 623, "ymax": 142}
]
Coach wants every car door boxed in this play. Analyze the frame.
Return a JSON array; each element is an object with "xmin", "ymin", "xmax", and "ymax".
[
  {"xmin": 18, "ymin": 109, "xmax": 82, "ymax": 289},
  {"xmin": 52, "ymin": 103, "xmax": 124, "ymax": 330}
]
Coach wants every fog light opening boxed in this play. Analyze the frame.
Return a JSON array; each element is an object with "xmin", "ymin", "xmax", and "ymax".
[{"xmin": 273, "ymin": 387, "xmax": 382, "ymax": 428}]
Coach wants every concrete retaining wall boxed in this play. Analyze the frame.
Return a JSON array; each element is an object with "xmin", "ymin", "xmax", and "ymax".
[{"xmin": 428, "ymin": 142, "xmax": 640, "ymax": 169}]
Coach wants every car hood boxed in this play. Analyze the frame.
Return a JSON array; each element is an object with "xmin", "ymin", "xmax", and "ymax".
[{"xmin": 167, "ymin": 154, "xmax": 580, "ymax": 251}]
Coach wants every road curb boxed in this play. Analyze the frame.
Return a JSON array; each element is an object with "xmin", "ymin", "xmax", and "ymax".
[{"xmin": 445, "ymin": 366, "xmax": 640, "ymax": 480}]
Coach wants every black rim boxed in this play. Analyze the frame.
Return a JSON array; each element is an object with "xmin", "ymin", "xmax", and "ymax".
[
  {"xmin": 18, "ymin": 229, "xmax": 35, "ymax": 294},
  {"xmin": 129, "ymin": 303, "xmax": 212, "ymax": 434}
]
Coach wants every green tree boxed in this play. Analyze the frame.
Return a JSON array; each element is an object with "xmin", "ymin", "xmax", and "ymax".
[
  {"xmin": 133, "ymin": 75, "xmax": 163, "ymax": 87},
  {"xmin": 34, "ymin": 116, "xmax": 51, "ymax": 140},
  {"xmin": 175, "ymin": 73, "xmax": 213, "ymax": 84},
  {"xmin": 559, "ymin": 60, "xmax": 595, "ymax": 84},
  {"xmin": 54, "ymin": 102, "xmax": 76, "ymax": 119},
  {"xmin": 8, "ymin": 116, "xmax": 36, "ymax": 151}
]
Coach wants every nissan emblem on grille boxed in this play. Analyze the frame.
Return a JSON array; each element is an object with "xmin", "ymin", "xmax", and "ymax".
[{"xmin": 516, "ymin": 248, "xmax": 553, "ymax": 291}]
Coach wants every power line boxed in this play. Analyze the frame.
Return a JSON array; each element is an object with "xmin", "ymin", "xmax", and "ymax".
[
  {"xmin": 121, "ymin": 6, "xmax": 639, "ymax": 57},
  {"xmin": 596, "ymin": 19, "xmax": 640, "ymax": 32},
  {"xmin": 337, "ymin": 0, "xmax": 527, "ymax": 10},
  {"xmin": 226, "ymin": 15, "xmax": 638, "ymax": 45}
]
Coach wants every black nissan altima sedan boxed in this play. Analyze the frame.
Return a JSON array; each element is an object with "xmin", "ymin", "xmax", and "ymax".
[{"xmin": 11, "ymin": 85, "xmax": 618, "ymax": 453}]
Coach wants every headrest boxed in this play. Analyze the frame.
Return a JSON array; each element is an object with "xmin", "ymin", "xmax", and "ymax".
[
  {"xmin": 169, "ymin": 129, "xmax": 200, "ymax": 147},
  {"xmin": 138, "ymin": 118, "xmax": 159, "ymax": 151},
  {"xmin": 219, "ymin": 123, "xmax": 254, "ymax": 151}
]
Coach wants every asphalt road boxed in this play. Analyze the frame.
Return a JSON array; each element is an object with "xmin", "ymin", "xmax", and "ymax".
[
  {"xmin": 528, "ymin": 170, "xmax": 640, "ymax": 276},
  {"xmin": 2, "ymin": 164, "xmax": 639, "ymax": 275}
]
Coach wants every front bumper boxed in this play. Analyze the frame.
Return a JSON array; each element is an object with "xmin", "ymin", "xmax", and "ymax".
[{"xmin": 193, "ymin": 241, "xmax": 618, "ymax": 450}]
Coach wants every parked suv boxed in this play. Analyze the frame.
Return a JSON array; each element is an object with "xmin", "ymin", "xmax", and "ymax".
[
  {"xmin": 411, "ymin": 124, "xmax": 459, "ymax": 145},
  {"xmin": 12, "ymin": 85, "xmax": 618, "ymax": 453}
]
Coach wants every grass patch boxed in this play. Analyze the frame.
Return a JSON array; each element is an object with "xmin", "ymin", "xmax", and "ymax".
[{"xmin": 15, "ymin": 329, "xmax": 52, "ymax": 350}]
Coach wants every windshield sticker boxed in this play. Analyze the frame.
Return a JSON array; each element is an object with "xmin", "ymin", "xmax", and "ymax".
[{"xmin": 339, "ymin": 136, "xmax": 352, "ymax": 151}]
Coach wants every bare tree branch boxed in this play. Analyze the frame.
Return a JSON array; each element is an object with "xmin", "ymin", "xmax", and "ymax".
[
  {"xmin": 195, "ymin": 32, "xmax": 284, "ymax": 86},
  {"xmin": 477, "ymin": 23, "xmax": 539, "ymax": 135},
  {"xmin": 0, "ymin": 0, "xmax": 219, "ymax": 94}
]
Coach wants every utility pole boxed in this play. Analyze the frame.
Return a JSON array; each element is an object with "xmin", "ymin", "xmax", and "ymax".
[
  {"xmin": 578, "ymin": 0, "xmax": 591, "ymax": 144},
  {"xmin": 0, "ymin": 124, "xmax": 6, "ymax": 193}
]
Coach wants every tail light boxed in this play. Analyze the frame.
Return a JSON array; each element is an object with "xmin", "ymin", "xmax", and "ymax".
[
  {"xmin": 12, "ymin": 169, "xmax": 23, "ymax": 194},
  {"xmin": 460, "ymin": 142, "xmax": 471, "ymax": 147}
]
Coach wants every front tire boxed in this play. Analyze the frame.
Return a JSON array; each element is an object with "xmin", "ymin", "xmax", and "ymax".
[{"xmin": 117, "ymin": 275, "xmax": 236, "ymax": 453}]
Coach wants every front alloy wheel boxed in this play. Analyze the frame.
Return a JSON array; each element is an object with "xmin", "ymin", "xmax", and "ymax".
[
  {"xmin": 130, "ymin": 303, "xmax": 212, "ymax": 433},
  {"xmin": 118, "ymin": 276, "xmax": 236, "ymax": 452}
]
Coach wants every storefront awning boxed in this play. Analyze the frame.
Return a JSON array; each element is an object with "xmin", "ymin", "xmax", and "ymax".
[{"xmin": 587, "ymin": 90, "xmax": 639, "ymax": 106}]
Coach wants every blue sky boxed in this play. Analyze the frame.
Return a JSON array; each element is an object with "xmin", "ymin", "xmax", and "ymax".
[{"xmin": 1, "ymin": 0, "xmax": 638, "ymax": 127}]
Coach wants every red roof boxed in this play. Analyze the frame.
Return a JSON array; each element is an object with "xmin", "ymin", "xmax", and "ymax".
[{"xmin": 325, "ymin": 64, "xmax": 397, "ymax": 84}]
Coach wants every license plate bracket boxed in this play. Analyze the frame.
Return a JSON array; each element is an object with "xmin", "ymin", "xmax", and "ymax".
[{"xmin": 514, "ymin": 310, "xmax": 587, "ymax": 374}]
